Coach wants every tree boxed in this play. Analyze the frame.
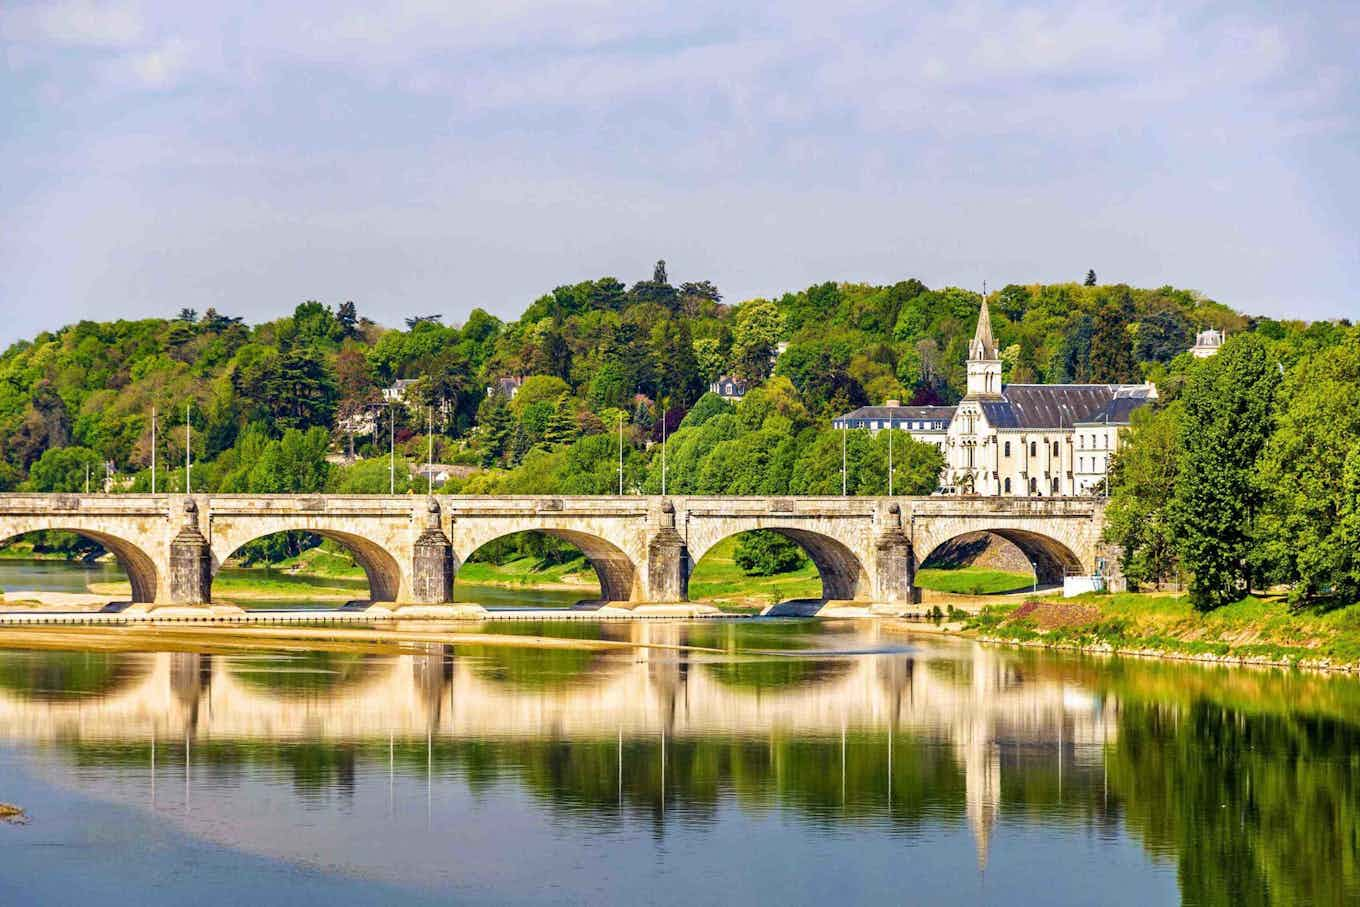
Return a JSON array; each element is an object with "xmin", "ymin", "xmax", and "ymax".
[
  {"xmin": 731, "ymin": 298, "xmax": 785, "ymax": 382},
  {"xmin": 1169, "ymin": 335, "xmax": 1279, "ymax": 610},
  {"xmin": 405, "ymin": 314, "xmax": 442, "ymax": 329},
  {"xmin": 177, "ymin": 308, "xmax": 199, "ymax": 323},
  {"xmin": 692, "ymin": 337, "xmax": 726, "ymax": 383},
  {"xmin": 1105, "ymin": 403, "xmax": 1182, "ymax": 589},
  {"xmin": 628, "ymin": 260, "xmax": 679, "ymax": 310},
  {"xmin": 1084, "ymin": 270, "xmax": 1097, "ymax": 287},
  {"xmin": 649, "ymin": 319, "xmax": 704, "ymax": 405},
  {"xmin": 544, "ymin": 396, "xmax": 578, "ymax": 447},
  {"xmin": 24, "ymin": 446, "xmax": 104, "ymax": 492},
  {"xmin": 337, "ymin": 301, "xmax": 359, "ymax": 339},
  {"xmin": 1090, "ymin": 288, "xmax": 1138, "ymax": 383},
  {"xmin": 257, "ymin": 348, "xmax": 338, "ymax": 431},
  {"xmin": 734, "ymin": 531, "xmax": 808, "ymax": 576},
  {"xmin": 1255, "ymin": 334, "xmax": 1360, "ymax": 602}
]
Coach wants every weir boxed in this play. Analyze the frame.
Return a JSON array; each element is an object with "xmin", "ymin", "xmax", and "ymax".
[{"xmin": 0, "ymin": 493, "xmax": 1114, "ymax": 614}]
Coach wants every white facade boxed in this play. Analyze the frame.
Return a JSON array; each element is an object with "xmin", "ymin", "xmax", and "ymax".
[
  {"xmin": 839, "ymin": 299, "xmax": 1157, "ymax": 497},
  {"xmin": 1191, "ymin": 328, "xmax": 1224, "ymax": 358}
]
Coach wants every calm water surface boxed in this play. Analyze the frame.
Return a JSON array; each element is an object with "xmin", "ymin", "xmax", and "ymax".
[{"xmin": 0, "ymin": 563, "xmax": 1357, "ymax": 905}]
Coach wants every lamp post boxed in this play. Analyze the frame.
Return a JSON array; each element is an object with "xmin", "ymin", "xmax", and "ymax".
[
  {"xmin": 841, "ymin": 423, "xmax": 847, "ymax": 496},
  {"xmin": 151, "ymin": 406, "xmax": 157, "ymax": 494},
  {"xmin": 888, "ymin": 420, "xmax": 894, "ymax": 497},
  {"xmin": 660, "ymin": 393, "xmax": 668, "ymax": 496},
  {"xmin": 185, "ymin": 402, "xmax": 191, "ymax": 494},
  {"xmin": 389, "ymin": 402, "xmax": 396, "ymax": 494},
  {"xmin": 427, "ymin": 404, "xmax": 434, "ymax": 495},
  {"xmin": 618, "ymin": 412, "xmax": 624, "ymax": 496},
  {"xmin": 1030, "ymin": 558, "xmax": 1038, "ymax": 594}
]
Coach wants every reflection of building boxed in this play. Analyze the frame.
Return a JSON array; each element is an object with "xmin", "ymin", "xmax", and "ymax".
[
  {"xmin": 1190, "ymin": 327, "xmax": 1224, "ymax": 358},
  {"xmin": 836, "ymin": 299, "xmax": 1157, "ymax": 496}
]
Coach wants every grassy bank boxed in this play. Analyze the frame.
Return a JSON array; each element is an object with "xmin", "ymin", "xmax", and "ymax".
[
  {"xmin": 914, "ymin": 567, "xmax": 1034, "ymax": 595},
  {"xmin": 965, "ymin": 592, "xmax": 1360, "ymax": 670},
  {"xmin": 687, "ymin": 536, "xmax": 822, "ymax": 610},
  {"xmin": 453, "ymin": 554, "xmax": 599, "ymax": 590}
]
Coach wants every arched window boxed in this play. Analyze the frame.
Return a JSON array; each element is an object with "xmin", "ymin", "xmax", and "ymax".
[
  {"xmin": 1004, "ymin": 477, "xmax": 1012, "ymax": 494},
  {"xmin": 1029, "ymin": 477, "xmax": 1037, "ymax": 494},
  {"xmin": 1004, "ymin": 441, "xmax": 1011, "ymax": 457},
  {"xmin": 1052, "ymin": 476, "xmax": 1060, "ymax": 493},
  {"xmin": 1052, "ymin": 440, "xmax": 1060, "ymax": 456},
  {"xmin": 1029, "ymin": 441, "xmax": 1037, "ymax": 457}
]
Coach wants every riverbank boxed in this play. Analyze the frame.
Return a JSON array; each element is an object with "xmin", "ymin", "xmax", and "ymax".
[{"xmin": 961, "ymin": 592, "xmax": 1360, "ymax": 672}]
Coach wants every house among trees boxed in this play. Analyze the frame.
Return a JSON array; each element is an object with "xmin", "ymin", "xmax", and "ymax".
[
  {"xmin": 486, "ymin": 376, "xmax": 524, "ymax": 399},
  {"xmin": 382, "ymin": 378, "xmax": 418, "ymax": 403},
  {"xmin": 709, "ymin": 376, "xmax": 751, "ymax": 401},
  {"xmin": 835, "ymin": 299, "xmax": 1157, "ymax": 496},
  {"xmin": 1190, "ymin": 327, "xmax": 1225, "ymax": 358}
]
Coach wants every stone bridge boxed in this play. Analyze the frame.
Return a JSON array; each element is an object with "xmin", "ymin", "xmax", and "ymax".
[{"xmin": 0, "ymin": 494, "xmax": 1109, "ymax": 610}]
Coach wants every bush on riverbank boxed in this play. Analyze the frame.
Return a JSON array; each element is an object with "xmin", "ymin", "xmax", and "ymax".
[{"xmin": 967, "ymin": 592, "xmax": 1360, "ymax": 667}]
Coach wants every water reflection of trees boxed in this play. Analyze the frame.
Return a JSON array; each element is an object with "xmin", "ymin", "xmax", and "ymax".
[{"xmin": 0, "ymin": 651, "xmax": 142, "ymax": 701}]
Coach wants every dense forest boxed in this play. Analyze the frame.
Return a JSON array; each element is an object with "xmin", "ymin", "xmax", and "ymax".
[{"xmin": 1, "ymin": 259, "xmax": 1355, "ymax": 606}]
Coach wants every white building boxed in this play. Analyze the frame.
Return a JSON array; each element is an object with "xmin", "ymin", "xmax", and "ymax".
[
  {"xmin": 382, "ymin": 379, "xmax": 418, "ymax": 403},
  {"xmin": 1190, "ymin": 327, "xmax": 1224, "ymax": 358},
  {"xmin": 835, "ymin": 299, "xmax": 1157, "ymax": 496}
]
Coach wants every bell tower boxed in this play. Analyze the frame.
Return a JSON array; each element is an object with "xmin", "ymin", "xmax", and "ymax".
[{"xmin": 966, "ymin": 298, "xmax": 1002, "ymax": 397}]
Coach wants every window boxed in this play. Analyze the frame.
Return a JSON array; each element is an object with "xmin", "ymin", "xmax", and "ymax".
[
  {"xmin": 1079, "ymin": 434, "xmax": 1085, "ymax": 449},
  {"xmin": 1053, "ymin": 441, "xmax": 1060, "ymax": 456},
  {"xmin": 1029, "ymin": 477, "xmax": 1037, "ymax": 493},
  {"xmin": 1052, "ymin": 477, "xmax": 1059, "ymax": 493},
  {"xmin": 1004, "ymin": 441, "xmax": 1011, "ymax": 457},
  {"xmin": 1004, "ymin": 477, "xmax": 1011, "ymax": 494},
  {"xmin": 1029, "ymin": 441, "xmax": 1037, "ymax": 457}
]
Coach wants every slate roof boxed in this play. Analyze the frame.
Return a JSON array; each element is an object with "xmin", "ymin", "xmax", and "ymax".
[
  {"xmin": 834, "ymin": 405, "xmax": 957, "ymax": 422},
  {"xmin": 982, "ymin": 384, "xmax": 1154, "ymax": 430}
]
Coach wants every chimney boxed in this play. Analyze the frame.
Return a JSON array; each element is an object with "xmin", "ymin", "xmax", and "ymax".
[{"xmin": 885, "ymin": 399, "xmax": 901, "ymax": 408}]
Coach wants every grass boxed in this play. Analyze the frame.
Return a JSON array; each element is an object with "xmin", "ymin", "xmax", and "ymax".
[
  {"xmin": 687, "ymin": 536, "xmax": 822, "ymax": 611},
  {"xmin": 964, "ymin": 591, "xmax": 1360, "ymax": 668},
  {"xmin": 454, "ymin": 554, "xmax": 599, "ymax": 589},
  {"xmin": 914, "ymin": 566, "xmax": 1035, "ymax": 595}
]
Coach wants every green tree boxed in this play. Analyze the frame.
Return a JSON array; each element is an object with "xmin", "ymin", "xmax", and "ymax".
[
  {"xmin": 1105, "ymin": 403, "xmax": 1182, "ymax": 588},
  {"xmin": 1090, "ymin": 288, "xmax": 1138, "ymax": 383},
  {"xmin": 734, "ymin": 531, "xmax": 809, "ymax": 576},
  {"xmin": 1084, "ymin": 269, "xmax": 1097, "ymax": 286},
  {"xmin": 1255, "ymin": 334, "xmax": 1360, "ymax": 602},
  {"xmin": 1169, "ymin": 336, "xmax": 1279, "ymax": 610},
  {"xmin": 24, "ymin": 446, "xmax": 104, "ymax": 492},
  {"xmin": 731, "ymin": 298, "xmax": 785, "ymax": 381}
]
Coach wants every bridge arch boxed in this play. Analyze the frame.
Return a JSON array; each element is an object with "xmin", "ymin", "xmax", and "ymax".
[
  {"xmin": 0, "ymin": 527, "xmax": 159, "ymax": 603},
  {"xmin": 211, "ymin": 528, "xmax": 403, "ymax": 603},
  {"xmin": 454, "ymin": 529, "xmax": 637, "ymax": 603},
  {"xmin": 916, "ymin": 528, "xmax": 1082, "ymax": 586},
  {"xmin": 688, "ymin": 527, "xmax": 872, "ymax": 602}
]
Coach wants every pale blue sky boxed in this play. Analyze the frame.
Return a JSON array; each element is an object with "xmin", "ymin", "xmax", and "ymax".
[{"xmin": 2, "ymin": 1, "xmax": 1357, "ymax": 343}]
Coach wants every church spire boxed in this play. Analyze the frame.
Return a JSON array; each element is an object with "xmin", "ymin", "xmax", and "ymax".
[{"xmin": 969, "ymin": 297, "xmax": 997, "ymax": 362}]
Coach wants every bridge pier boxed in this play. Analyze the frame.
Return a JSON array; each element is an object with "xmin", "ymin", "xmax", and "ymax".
[
  {"xmin": 875, "ymin": 503, "xmax": 919, "ymax": 605},
  {"xmin": 411, "ymin": 499, "xmax": 455, "ymax": 604},
  {"xmin": 168, "ymin": 499, "xmax": 212, "ymax": 605},
  {"xmin": 646, "ymin": 501, "xmax": 689, "ymax": 603}
]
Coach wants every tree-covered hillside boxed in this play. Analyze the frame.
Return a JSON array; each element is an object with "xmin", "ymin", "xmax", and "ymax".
[{"xmin": 0, "ymin": 261, "xmax": 1267, "ymax": 498}]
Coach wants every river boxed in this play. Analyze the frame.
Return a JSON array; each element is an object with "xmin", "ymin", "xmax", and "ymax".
[{"xmin": 0, "ymin": 562, "xmax": 1356, "ymax": 905}]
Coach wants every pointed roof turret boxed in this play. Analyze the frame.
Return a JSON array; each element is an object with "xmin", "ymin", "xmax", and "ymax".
[{"xmin": 969, "ymin": 298, "xmax": 998, "ymax": 362}]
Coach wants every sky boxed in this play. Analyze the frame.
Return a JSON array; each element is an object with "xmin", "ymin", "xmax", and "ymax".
[{"xmin": 2, "ymin": 1, "xmax": 1357, "ymax": 343}]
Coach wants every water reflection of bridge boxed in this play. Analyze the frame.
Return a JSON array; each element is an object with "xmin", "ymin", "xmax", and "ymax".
[{"xmin": 0, "ymin": 630, "xmax": 1116, "ymax": 864}]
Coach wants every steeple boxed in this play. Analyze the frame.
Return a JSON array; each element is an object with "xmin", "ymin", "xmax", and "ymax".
[
  {"xmin": 965, "ymin": 296, "xmax": 1002, "ymax": 397},
  {"xmin": 969, "ymin": 299, "xmax": 998, "ymax": 361}
]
